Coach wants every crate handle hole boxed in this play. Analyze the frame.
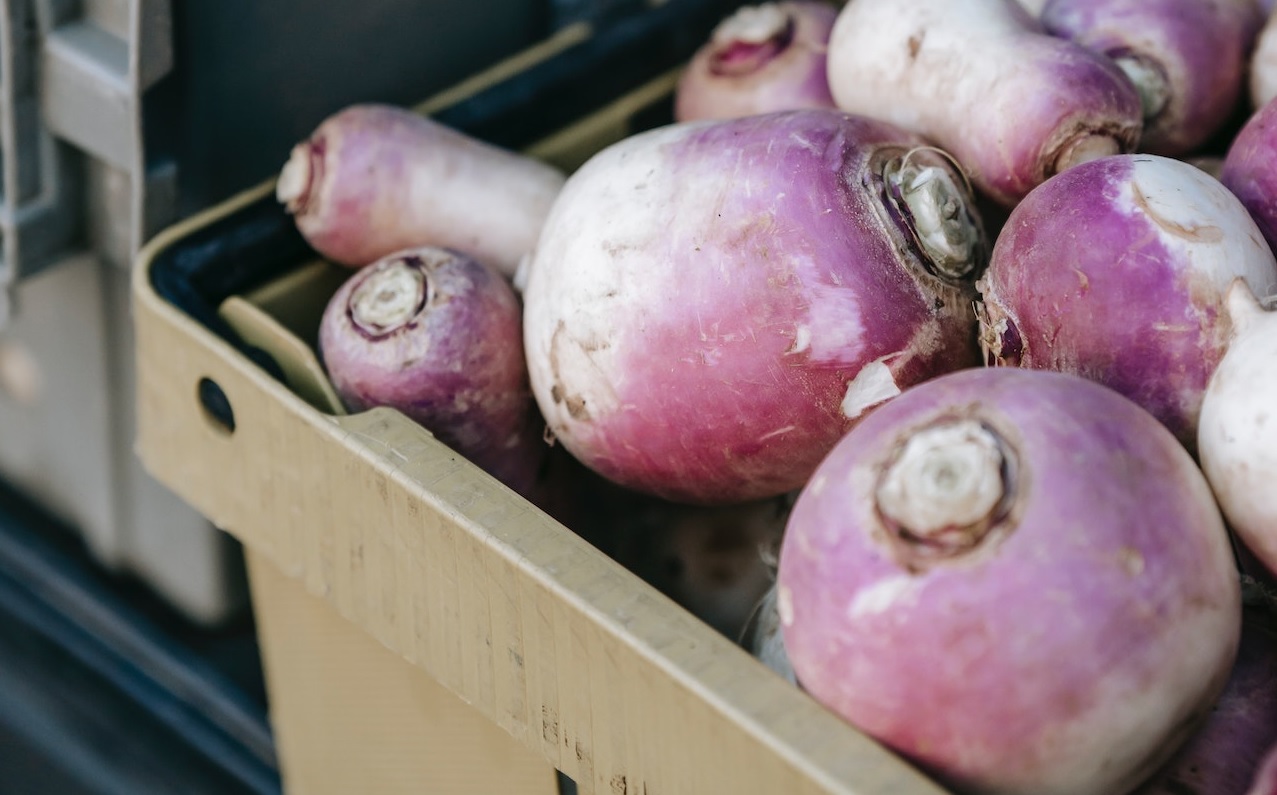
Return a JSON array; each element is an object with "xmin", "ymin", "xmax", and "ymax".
[{"xmin": 197, "ymin": 377, "xmax": 236, "ymax": 435}]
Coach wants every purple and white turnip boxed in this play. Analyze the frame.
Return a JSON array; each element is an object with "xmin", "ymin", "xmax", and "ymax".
[
  {"xmin": 825, "ymin": 0, "xmax": 1144, "ymax": 207},
  {"xmin": 1040, "ymin": 0, "xmax": 1262, "ymax": 156},
  {"xmin": 673, "ymin": 1, "xmax": 838, "ymax": 122},
  {"xmin": 977, "ymin": 153, "xmax": 1277, "ymax": 450},
  {"xmin": 776, "ymin": 367, "xmax": 1241, "ymax": 795},
  {"xmin": 318, "ymin": 245, "xmax": 546, "ymax": 495},
  {"xmin": 521, "ymin": 108, "xmax": 988, "ymax": 505},
  {"xmin": 1222, "ymin": 96, "xmax": 1277, "ymax": 252},
  {"xmin": 278, "ymin": 103, "xmax": 566, "ymax": 278},
  {"xmin": 1198, "ymin": 280, "xmax": 1277, "ymax": 580}
]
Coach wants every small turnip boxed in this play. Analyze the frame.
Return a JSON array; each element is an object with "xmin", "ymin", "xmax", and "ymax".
[
  {"xmin": 825, "ymin": 0, "xmax": 1144, "ymax": 207},
  {"xmin": 1198, "ymin": 279, "xmax": 1277, "ymax": 579},
  {"xmin": 1040, "ymin": 0, "xmax": 1262, "ymax": 156},
  {"xmin": 278, "ymin": 103, "xmax": 566, "ymax": 278},
  {"xmin": 673, "ymin": 1, "xmax": 838, "ymax": 122},
  {"xmin": 977, "ymin": 154, "xmax": 1277, "ymax": 450},
  {"xmin": 522, "ymin": 109, "xmax": 988, "ymax": 505},
  {"xmin": 319, "ymin": 246, "xmax": 545, "ymax": 494},
  {"xmin": 1221, "ymin": 96, "xmax": 1277, "ymax": 252},
  {"xmin": 776, "ymin": 367, "xmax": 1241, "ymax": 795}
]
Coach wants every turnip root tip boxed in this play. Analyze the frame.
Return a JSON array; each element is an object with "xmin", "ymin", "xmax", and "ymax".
[
  {"xmin": 875, "ymin": 420, "xmax": 1009, "ymax": 557},
  {"xmin": 348, "ymin": 258, "xmax": 429, "ymax": 335}
]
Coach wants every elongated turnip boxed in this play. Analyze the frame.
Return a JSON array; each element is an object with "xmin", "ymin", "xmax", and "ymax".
[
  {"xmin": 776, "ymin": 367, "xmax": 1241, "ymax": 795},
  {"xmin": 825, "ymin": 0, "xmax": 1144, "ymax": 207},
  {"xmin": 522, "ymin": 109, "xmax": 988, "ymax": 505},
  {"xmin": 977, "ymin": 154, "xmax": 1277, "ymax": 450},
  {"xmin": 1136, "ymin": 594, "xmax": 1277, "ymax": 795},
  {"xmin": 278, "ymin": 104, "xmax": 566, "ymax": 277},
  {"xmin": 319, "ymin": 246, "xmax": 545, "ymax": 495},
  {"xmin": 1198, "ymin": 280, "xmax": 1277, "ymax": 579},
  {"xmin": 1222, "ymin": 97, "xmax": 1277, "ymax": 251},
  {"xmin": 1040, "ymin": 0, "xmax": 1262, "ymax": 156},
  {"xmin": 1253, "ymin": 12, "xmax": 1277, "ymax": 109},
  {"xmin": 673, "ymin": 1, "xmax": 837, "ymax": 122}
]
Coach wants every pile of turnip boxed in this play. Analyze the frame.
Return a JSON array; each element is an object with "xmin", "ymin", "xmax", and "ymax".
[{"xmin": 273, "ymin": 0, "xmax": 1277, "ymax": 791}]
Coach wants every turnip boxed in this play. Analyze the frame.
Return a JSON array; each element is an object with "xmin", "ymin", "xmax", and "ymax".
[
  {"xmin": 673, "ymin": 1, "xmax": 838, "ymax": 122},
  {"xmin": 522, "ymin": 109, "xmax": 989, "ymax": 505},
  {"xmin": 825, "ymin": 0, "xmax": 1144, "ymax": 207},
  {"xmin": 277, "ymin": 103, "xmax": 566, "ymax": 278},
  {"xmin": 1040, "ymin": 0, "xmax": 1262, "ymax": 156},
  {"xmin": 977, "ymin": 154, "xmax": 1277, "ymax": 451},
  {"xmin": 1222, "ymin": 97, "xmax": 1277, "ymax": 252},
  {"xmin": 1198, "ymin": 280, "xmax": 1277, "ymax": 579},
  {"xmin": 1253, "ymin": 12, "xmax": 1277, "ymax": 109},
  {"xmin": 1135, "ymin": 592, "xmax": 1277, "ymax": 795},
  {"xmin": 776, "ymin": 367, "xmax": 1241, "ymax": 795},
  {"xmin": 318, "ymin": 245, "xmax": 545, "ymax": 495}
]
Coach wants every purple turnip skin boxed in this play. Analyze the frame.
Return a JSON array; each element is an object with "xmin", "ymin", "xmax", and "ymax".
[
  {"xmin": 1041, "ymin": 0, "xmax": 1262, "ymax": 156},
  {"xmin": 673, "ymin": 1, "xmax": 838, "ymax": 123},
  {"xmin": 825, "ymin": 0, "xmax": 1144, "ymax": 207},
  {"xmin": 1222, "ymin": 98, "xmax": 1277, "ymax": 253},
  {"xmin": 522, "ymin": 109, "xmax": 989, "ymax": 505},
  {"xmin": 277, "ymin": 104, "xmax": 566, "ymax": 277},
  {"xmin": 977, "ymin": 154, "xmax": 1277, "ymax": 451},
  {"xmin": 319, "ymin": 246, "xmax": 545, "ymax": 494},
  {"xmin": 1136, "ymin": 597, "xmax": 1277, "ymax": 795},
  {"xmin": 776, "ymin": 367, "xmax": 1241, "ymax": 795}
]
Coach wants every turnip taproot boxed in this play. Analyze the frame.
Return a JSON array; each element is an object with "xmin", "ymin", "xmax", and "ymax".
[
  {"xmin": 776, "ymin": 367, "xmax": 1240, "ymax": 795},
  {"xmin": 674, "ymin": 1, "xmax": 837, "ymax": 122},
  {"xmin": 1040, "ymin": 0, "xmax": 1261, "ymax": 155},
  {"xmin": 319, "ymin": 246, "xmax": 545, "ymax": 495},
  {"xmin": 1198, "ymin": 280, "xmax": 1277, "ymax": 578},
  {"xmin": 1222, "ymin": 97, "xmax": 1277, "ymax": 252},
  {"xmin": 825, "ymin": 0, "xmax": 1144, "ymax": 207},
  {"xmin": 977, "ymin": 154, "xmax": 1277, "ymax": 450},
  {"xmin": 278, "ymin": 104, "xmax": 566, "ymax": 277},
  {"xmin": 740, "ymin": 582, "xmax": 797, "ymax": 684},
  {"xmin": 522, "ymin": 109, "xmax": 988, "ymax": 505}
]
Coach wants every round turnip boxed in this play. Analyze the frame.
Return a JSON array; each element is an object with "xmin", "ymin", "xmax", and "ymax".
[
  {"xmin": 977, "ymin": 154, "xmax": 1277, "ymax": 451},
  {"xmin": 1221, "ymin": 96, "xmax": 1277, "ymax": 252},
  {"xmin": 1198, "ymin": 279, "xmax": 1277, "ymax": 579},
  {"xmin": 278, "ymin": 103, "xmax": 566, "ymax": 278},
  {"xmin": 673, "ymin": 1, "xmax": 838, "ymax": 122},
  {"xmin": 776, "ymin": 367, "xmax": 1241, "ymax": 795},
  {"xmin": 522, "ymin": 109, "xmax": 989, "ymax": 505},
  {"xmin": 825, "ymin": 0, "xmax": 1144, "ymax": 207},
  {"xmin": 1040, "ymin": 0, "xmax": 1262, "ymax": 156},
  {"xmin": 319, "ymin": 246, "xmax": 545, "ymax": 494}
]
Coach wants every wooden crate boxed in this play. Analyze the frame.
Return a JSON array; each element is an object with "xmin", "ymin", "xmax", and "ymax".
[{"xmin": 129, "ymin": 8, "xmax": 950, "ymax": 794}]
